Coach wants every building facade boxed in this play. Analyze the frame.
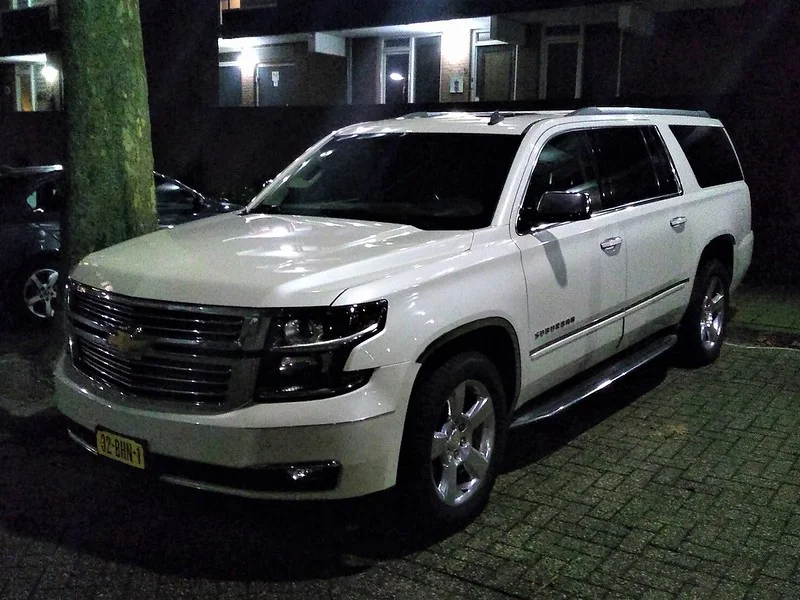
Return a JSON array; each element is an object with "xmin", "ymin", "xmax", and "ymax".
[{"xmin": 0, "ymin": 0, "xmax": 797, "ymax": 282}]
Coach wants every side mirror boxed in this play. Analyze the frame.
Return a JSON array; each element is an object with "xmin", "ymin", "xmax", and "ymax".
[{"xmin": 536, "ymin": 191, "xmax": 592, "ymax": 222}]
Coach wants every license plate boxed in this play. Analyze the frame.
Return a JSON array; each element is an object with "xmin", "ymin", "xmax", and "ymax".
[{"xmin": 96, "ymin": 429, "xmax": 146, "ymax": 470}]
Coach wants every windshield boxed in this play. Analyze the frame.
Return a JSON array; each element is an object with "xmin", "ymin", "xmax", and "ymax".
[{"xmin": 246, "ymin": 132, "xmax": 522, "ymax": 230}]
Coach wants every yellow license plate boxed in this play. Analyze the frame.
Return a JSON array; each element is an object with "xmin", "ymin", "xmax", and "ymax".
[{"xmin": 96, "ymin": 429, "xmax": 146, "ymax": 470}]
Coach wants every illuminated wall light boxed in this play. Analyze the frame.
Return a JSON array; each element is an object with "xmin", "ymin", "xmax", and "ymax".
[
  {"xmin": 236, "ymin": 48, "xmax": 259, "ymax": 72},
  {"xmin": 389, "ymin": 72, "xmax": 405, "ymax": 82},
  {"xmin": 440, "ymin": 23, "xmax": 472, "ymax": 64},
  {"xmin": 42, "ymin": 64, "xmax": 59, "ymax": 84}
]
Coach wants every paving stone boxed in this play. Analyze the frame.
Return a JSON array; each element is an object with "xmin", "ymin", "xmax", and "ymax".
[{"xmin": 4, "ymin": 332, "xmax": 800, "ymax": 599}]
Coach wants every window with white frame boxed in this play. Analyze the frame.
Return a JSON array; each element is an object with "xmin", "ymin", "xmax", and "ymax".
[
  {"xmin": 381, "ymin": 36, "xmax": 441, "ymax": 104},
  {"xmin": 12, "ymin": 62, "xmax": 60, "ymax": 112},
  {"xmin": 539, "ymin": 24, "xmax": 585, "ymax": 100}
]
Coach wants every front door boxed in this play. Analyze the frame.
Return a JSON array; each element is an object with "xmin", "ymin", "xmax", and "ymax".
[
  {"xmin": 256, "ymin": 64, "xmax": 295, "ymax": 107},
  {"xmin": 514, "ymin": 128, "xmax": 627, "ymax": 401}
]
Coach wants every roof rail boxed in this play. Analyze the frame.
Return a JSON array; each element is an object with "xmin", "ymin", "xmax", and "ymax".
[
  {"xmin": 399, "ymin": 111, "xmax": 449, "ymax": 119},
  {"xmin": 400, "ymin": 110, "xmax": 569, "ymax": 120},
  {"xmin": 0, "ymin": 164, "xmax": 63, "ymax": 177},
  {"xmin": 569, "ymin": 107, "xmax": 711, "ymax": 118}
]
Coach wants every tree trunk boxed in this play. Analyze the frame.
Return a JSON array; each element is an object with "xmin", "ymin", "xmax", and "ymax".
[{"xmin": 60, "ymin": 0, "xmax": 157, "ymax": 272}]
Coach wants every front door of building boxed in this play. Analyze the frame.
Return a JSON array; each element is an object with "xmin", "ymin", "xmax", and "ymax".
[{"xmin": 256, "ymin": 64, "xmax": 295, "ymax": 107}]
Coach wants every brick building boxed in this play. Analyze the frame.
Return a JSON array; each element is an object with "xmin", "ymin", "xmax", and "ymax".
[{"xmin": 0, "ymin": 0, "xmax": 798, "ymax": 282}]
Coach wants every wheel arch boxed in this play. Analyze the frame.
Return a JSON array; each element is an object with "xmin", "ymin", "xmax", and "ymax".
[
  {"xmin": 697, "ymin": 234, "xmax": 734, "ymax": 277},
  {"xmin": 415, "ymin": 318, "xmax": 521, "ymax": 411}
]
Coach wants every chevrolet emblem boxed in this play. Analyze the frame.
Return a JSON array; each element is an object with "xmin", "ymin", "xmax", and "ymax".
[{"xmin": 106, "ymin": 327, "xmax": 151, "ymax": 355}]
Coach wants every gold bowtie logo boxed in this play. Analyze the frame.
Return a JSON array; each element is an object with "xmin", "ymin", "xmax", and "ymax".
[{"xmin": 106, "ymin": 328, "xmax": 150, "ymax": 355}]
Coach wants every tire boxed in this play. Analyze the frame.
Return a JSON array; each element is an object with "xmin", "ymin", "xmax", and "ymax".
[
  {"xmin": 395, "ymin": 352, "xmax": 508, "ymax": 528},
  {"xmin": 7, "ymin": 259, "xmax": 61, "ymax": 324},
  {"xmin": 677, "ymin": 259, "xmax": 730, "ymax": 366}
]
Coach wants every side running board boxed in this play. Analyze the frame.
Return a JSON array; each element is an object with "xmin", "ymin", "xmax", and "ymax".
[{"xmin": 510, "ymin": 334, "xmax": 677, "ymax": 430}]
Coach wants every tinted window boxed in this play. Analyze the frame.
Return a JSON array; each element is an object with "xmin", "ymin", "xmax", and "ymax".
[
  {"xmin": 248, "ymin": 133, "xmax": 522, "ymax": 230},
  {"xmin": 590, "ymin": 127, "xmax": 660, "ymax": 209},
  {"xmin": 155, "ymin": 182, "xmax": 198, "ymax": 214},
  {"xmin": 29, "ymin": 179, "xmax": 65, "ymax": 214},
  {"xmin": 0, "ymin": 176, "xmax": 63, "ymax": 221},
  {"xmin": 642, "ymin": 126, "xmax": 680, "ymax": 196},
  {"xmin": 670, "ymin": 125, "xmax": 743, "ymax": 188},
  {"xmin": 522, "ymin": 131, "xmax": 599, "ymax": 217}
]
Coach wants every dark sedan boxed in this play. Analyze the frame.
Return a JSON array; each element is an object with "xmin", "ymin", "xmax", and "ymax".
[{"xmin": 0, "ymin": 165, "xmax": 241, "ymax": 323}]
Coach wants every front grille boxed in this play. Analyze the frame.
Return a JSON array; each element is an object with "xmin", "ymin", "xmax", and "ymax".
[
  {"xmin": 66, "ymin": 281, "xmax": 268, "ymax": 408},
  {"xmin": 74, "ymin": 336, "xmax": 232, "ymax": 403},
  {"xmin": 70, "ymin": 285, "xmax": 245, "ymax": 343}
]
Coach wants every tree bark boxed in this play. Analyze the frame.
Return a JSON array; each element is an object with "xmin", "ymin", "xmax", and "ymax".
[{"xmin": 60, "ymin": 0, "xmax": 157, "ymax": 272}]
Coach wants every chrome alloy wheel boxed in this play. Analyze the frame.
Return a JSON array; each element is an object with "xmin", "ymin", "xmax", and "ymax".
[
  {"xmin": 22, "ymin": 268, "xmax": 59, "ymax": 319},
  {"xmin": 699, "ymin": 275, "xmax": 725, "ymax": 351},
  {"xmin": 430, "ymin": 379, "xmax": 496, "ymax": 507}
]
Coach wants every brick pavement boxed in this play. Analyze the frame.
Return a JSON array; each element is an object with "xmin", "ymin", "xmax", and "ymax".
[{"xmin": 1, "ymin": 341, "xmax": 799, "ymax": 599}]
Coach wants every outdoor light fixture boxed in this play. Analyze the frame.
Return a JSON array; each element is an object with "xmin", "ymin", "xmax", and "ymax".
[
  {"xmin": 236, "ymin": 48, "xmax": 259, "ymax": 72},
  {"xmin": 42, "ymin": 64, "xmax": 59, "ymax": 84},
  {"xmin": 389, "ymin": 72, "xmax": 405, "ymax": 82}
]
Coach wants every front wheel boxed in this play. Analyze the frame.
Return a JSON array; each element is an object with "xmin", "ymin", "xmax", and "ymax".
[
  {"xmin": 677, "ymin": 259, "xmax": 730, "ymax": 366},
  {"xmin": 396, "ymin": 352, "xmax": 508, "ymax": 528}
]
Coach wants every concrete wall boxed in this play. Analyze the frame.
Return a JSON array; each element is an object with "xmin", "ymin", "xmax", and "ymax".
[{"xmin": 351, "ymin": 38, "xmax": 380, "ymax": 104}]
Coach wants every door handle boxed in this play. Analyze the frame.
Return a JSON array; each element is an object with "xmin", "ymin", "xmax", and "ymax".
[
  {"xmin": 670, "ymin": 216, "xmax": 687, "ymax": 229},
  {"xmin": 600, "ymin": 236, "xmax": 623, "ymax": 253}
]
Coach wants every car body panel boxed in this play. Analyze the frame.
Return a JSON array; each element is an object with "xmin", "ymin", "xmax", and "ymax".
[
  {"xmin": 72, "ymin": 213, "xmax": 474, "ymax": 308},
  {"xmin": 54, "ymin": 109, "xmax": 754, "ymax": 501}
]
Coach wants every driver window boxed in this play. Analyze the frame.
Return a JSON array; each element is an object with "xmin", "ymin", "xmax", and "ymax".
[{"xmin": 521, "ymin": 131, "xmax": 600, "ymax": 221}]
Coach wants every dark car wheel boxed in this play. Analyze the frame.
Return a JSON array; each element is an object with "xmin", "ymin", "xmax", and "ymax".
[
  {"xmin": 8, "ymin": 260, "xmax": 60, "ymax": 324},
  {"xmin": 677, "ymin": 259, "xmax": 730, "ymax": 366},
  {"xmin": 395, "ymin": 352, "xmax": 508, "ymax": 529}
]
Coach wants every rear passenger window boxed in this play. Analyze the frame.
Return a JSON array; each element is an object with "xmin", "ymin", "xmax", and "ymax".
[
  {"xmin": 589, "ymin": 127, "xmax": 661, "ymax": 209},
  {"xmin": 670, "ymin": 125, "xmax": 743, "ymax": 188},
  {"xmin": 642, "ymin": 126, "xmax": 679, "ymax": 197}
]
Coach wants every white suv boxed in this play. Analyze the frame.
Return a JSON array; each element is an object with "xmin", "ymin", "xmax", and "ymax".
[{"xmin": 55, "ymin": 107, "xmax": 753, "ymax": 525}]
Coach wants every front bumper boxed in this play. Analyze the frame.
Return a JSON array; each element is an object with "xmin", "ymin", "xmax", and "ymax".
[{"xmin": 54, "ymin": 353, "xmax": 419, "ymax": 499}]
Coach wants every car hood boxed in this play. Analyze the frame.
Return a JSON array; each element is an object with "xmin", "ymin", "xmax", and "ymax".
[{"xmin": 71, "ymin": 213, "xmax": 473, "ymax": 307}]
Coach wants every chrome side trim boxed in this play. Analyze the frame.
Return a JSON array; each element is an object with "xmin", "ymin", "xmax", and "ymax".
[
  {"xmin": 155, "ymin": 475, "xmax": 303, "ymax": 500},
  {"xmin": 530, "ymin": 279, "xmax": 689, "ymax": 359},
  {"xmin": 513, "ymin": 334, "xmax": 677, "ymax": 428},
  {"xmin": 622, "ymin": 279, "xmax": 690, "ymax": 318},
  {"xmin": 67, "ymin": 428, "xmax": 98, "ymax": 455}
]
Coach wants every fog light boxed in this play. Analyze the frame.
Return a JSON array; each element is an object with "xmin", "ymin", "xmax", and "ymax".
[
  {"xmin": 284, "ymin": 461, "xmax": 341, "ymax": 488},
  {"xmin": 287, "ymin": 466, "xmax": 316, "ymax": 481}
]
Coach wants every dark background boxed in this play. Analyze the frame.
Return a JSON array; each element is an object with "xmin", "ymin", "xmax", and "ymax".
[{"xmin": 0, "ymin": 0, "xmax": 797, "ymax": 283}]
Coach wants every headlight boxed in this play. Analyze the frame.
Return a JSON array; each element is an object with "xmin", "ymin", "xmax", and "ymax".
[{"xmin": 254, "ymin": 300, "xmax": 387, "ymax": 402}]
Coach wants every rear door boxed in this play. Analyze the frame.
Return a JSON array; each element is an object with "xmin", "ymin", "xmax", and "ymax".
[
  {"xmin": 588, "ymin": 125, "xmax": 689, "ymax": 348},
  {"xmin": 513, "ymin": 127, "xmax": 627, "ymax": 399}
]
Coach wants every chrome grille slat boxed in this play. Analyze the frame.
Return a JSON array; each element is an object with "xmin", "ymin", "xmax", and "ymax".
[
  {"xmin": 71, "ymin": 287, "xmax": 245, "ymax": 343},
  {"xmin": 80, "ymin": 342, "xmax": 229, "ymax": 376},
  {"xmin": 78, "ymin": 295, "xmax": 243, "ymax": 328},
  {"xmin": 75, "ymin": 338, "xmax": 231, "ymax": 401},
  {"xmin": 66, "ymin": 281, "xmax": 265, "ymax": 407},
  {"xmin": 79, "ymin": 344, "xmax": 229, "ymax": 386}
]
